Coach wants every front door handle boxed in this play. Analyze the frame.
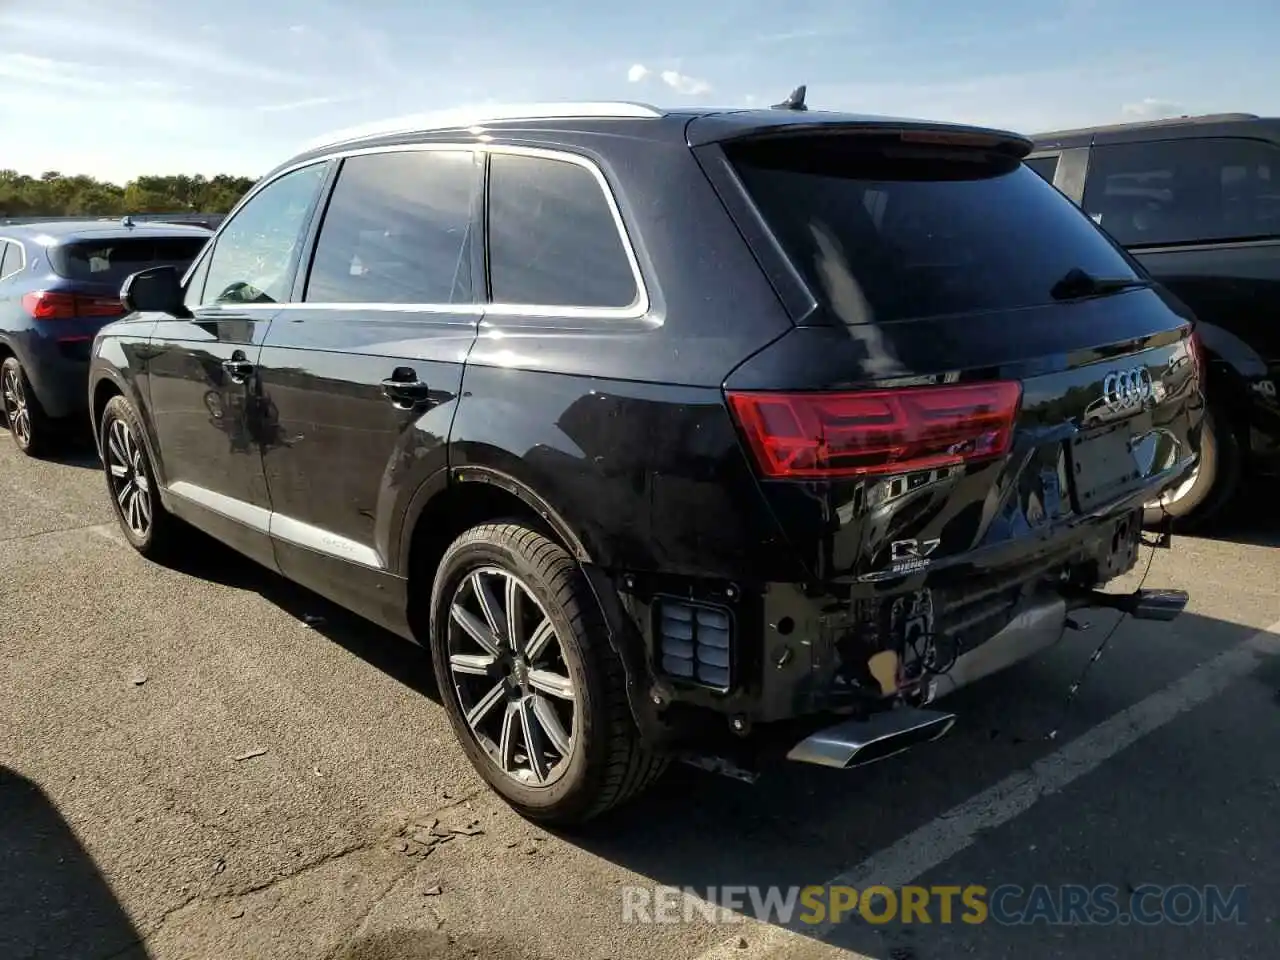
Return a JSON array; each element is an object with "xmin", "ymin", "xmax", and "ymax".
[
  {"xmin": 223, "ymin": 358, "xmax": 255, "ymax": 384},
  {"xmin": 381, "ymin": 373, "xmax": 431, "ymax": 409}
]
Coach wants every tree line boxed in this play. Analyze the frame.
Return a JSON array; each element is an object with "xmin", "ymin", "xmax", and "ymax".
[{"xmin": 0, "ymin": 170, "xmax": 257, "ymax": 218}]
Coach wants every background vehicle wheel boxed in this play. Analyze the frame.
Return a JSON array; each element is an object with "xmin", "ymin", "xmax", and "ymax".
[
  {"xmin": 1, "ymin": 357, "xmax": 54, "ymax": 457},
  {"xmin": 429, "ymin": 521, "xmax": 667, "ymax": 825},
  {"xmin": 99, "ymin": 395, "xmax": 182, "ymax": 561},
  {"xmin": 1143, "ymin": 402, "xmax": 1240, "ymax": 530}
]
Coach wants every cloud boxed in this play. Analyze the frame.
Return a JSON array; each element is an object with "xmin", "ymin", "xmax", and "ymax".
[
  {"xmin": 660, "ymin": 69, "xmax": 712, "ymax": 96},
  {"xmin": 1121, "ymin": 98, "xmax": 1185, "ymax": 120},
  {"xmin": 288, "ymin": 24, "xmax": 308, "ymax": 33},
  {"xmin": 626, "ymin": 62, "xmax": 711, "ymax": 95},
  {"xmin": 0, "ymin": 12, "xmax": 308, "ymax": 87},
  {"xmin": 256, "ymin": 94, "xmax": 362, "ymax": 114}
]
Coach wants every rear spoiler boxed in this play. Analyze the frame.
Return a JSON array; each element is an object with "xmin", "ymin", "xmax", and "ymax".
[{"xmin": 686, "ymin": 112, "xmax": 1034, "ymax": 160}]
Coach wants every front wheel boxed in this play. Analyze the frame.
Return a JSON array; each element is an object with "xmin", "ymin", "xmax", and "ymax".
[
  {"xmin": 99, "ymin": 395, "xmax": 183, "ymax": 561},
  {"xmin": 429, "ymin": 521, "xmax": 667, "ymax": 825}
]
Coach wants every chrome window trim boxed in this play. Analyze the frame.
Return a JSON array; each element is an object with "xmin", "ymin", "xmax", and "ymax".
[
  {"xmin": 192, "ymin": 142, "xmax": 651, "ymax": 321},
  {"xmin": 0, "ymin": 236, "xmax": 27, "ymax": 281}
]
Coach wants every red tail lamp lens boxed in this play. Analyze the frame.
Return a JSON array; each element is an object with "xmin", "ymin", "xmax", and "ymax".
[{"xmin": 726, "ymin": 381, "xmax": 1023, "ymax": 479}]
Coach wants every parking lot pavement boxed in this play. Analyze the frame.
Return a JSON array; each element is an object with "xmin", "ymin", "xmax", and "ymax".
[{"xmin": 2, "ymin": 432, "xmax": 1278, "ymax": 960}]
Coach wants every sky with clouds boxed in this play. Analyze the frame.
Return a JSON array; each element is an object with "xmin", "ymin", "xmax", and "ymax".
[{"xmin": 2, "ymin": 0, "xmax": 1278, "ymax": 182}]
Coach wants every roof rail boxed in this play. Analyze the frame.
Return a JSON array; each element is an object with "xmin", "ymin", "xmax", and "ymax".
[{"xmin": 303, "ymin": 101, "xmax": 666, "ymax": 152}]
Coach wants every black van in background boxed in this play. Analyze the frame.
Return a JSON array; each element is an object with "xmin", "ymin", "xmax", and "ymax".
[{"xmin": 1028, "ymin": 114, "xmax": 1280, "ymax": 527}]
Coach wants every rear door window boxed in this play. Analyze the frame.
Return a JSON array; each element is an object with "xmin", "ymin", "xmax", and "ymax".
[
  {"xmin": 0, "ymin": 241, "xmax": 15, "ymax": 279},
  {"xmin": 304, "ymin": 149, "xmax": 477, "ymax": 304},
  {"xmin": 49, "ymin": 237, "xmax": 207, "ymax": 285},
  {"xmin": 1082, "ymin": 137, "xmax": 1280, "ymax": 246},
  {"xmin": 486, "ymin": 152, "xmax": 640, "ymax": 310},
  {"xmin": 727, "ymin": 134, "xmax": 1139, "ymax": 325}
]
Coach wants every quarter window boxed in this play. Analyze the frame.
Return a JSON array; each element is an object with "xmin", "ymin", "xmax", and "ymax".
[
  {"xmin": 1024, "ymin": 155, "xmax": 1059, "ymax": 183},
  {"xmin": 1082, "ymin": 137, "xmax": 1280, "ymax": 246},
  {"xmin": 305, "ymin": 150, "xmax": 477, "ymax": 304},
  {"xmin": 487, "ymin": 153, "xmax": 639, "ymax": 309},
  {"xmin": 199, "ymin": 163, "xmax": 327, "ymax": 307},
  {"xmin": 0, "ymin": 240, "xmax": 24, "ymax": 279}
]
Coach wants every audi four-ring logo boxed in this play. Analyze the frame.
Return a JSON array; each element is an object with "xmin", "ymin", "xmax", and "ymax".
[{"xmin": 1101, "ymin": 367, "xmax": 1154, "ymax": 411}]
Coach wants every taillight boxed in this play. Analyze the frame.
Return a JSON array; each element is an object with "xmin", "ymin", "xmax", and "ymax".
[
  {"xmin": 726, "ymin": 381, "xmax": 1023, "ymax": 479},
  {"xmin": 22, "ymin": 291, "xmax": 125, "ymax": 320}
]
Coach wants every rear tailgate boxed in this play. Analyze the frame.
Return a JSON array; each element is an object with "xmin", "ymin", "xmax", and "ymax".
[{"xmin": 706, "ymin": 124, "xmax": 1204, "ymax": 582}]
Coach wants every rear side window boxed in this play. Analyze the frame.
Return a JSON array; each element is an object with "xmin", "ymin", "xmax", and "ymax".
[
  {"xmin": 305, "ymin": 150, "xmax": 477, "ymax": 304},
  {"xmin": 0, "ymin": 241, "xmax": 20, "ymax": 279},
  {"xmin": 49, "ymin": 237, "xmax": 207, "ymax": 285},
  {"xmin": 487, "ymin": 153, "xmax": 639, "ymax": 309},
  {"xmin": 1082, "ymin": 137, "xmax": 1280, "ymax": 246},
  {"xmin": 728, "ymin": 135, "xmax": 1139, "ymax": 325},
  {"xmin": 1025, "ymin": 155, "xmax": 1059, "ymax": 183}
]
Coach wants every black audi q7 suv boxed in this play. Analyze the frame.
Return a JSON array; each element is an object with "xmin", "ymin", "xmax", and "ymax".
[{"xmin": 89, "ymin": 100, "xmax": 1203, "ymax": 824}]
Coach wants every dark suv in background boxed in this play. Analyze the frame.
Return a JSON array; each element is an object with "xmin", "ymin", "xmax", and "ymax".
[
  {"xmin": 1029, "ymin": 114, "xmax": 1280, "ymax": 526},
  {"xmin": 0, "ymin": 219, "xmax": 210, "ymax": 454},
  {"xmin": 90, "ymin": 101, "xmax": 1201, "ymax": 824}
]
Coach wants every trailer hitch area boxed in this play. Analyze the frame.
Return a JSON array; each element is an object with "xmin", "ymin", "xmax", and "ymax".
[{"xmin": 1071, "ymin": 587, "xmax": 1189, "ymax": 622}]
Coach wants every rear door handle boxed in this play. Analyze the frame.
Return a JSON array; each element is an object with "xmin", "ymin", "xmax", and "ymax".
[{"xmin": 223, "ymin": 359, "xmax": 255, "ymax": 383}]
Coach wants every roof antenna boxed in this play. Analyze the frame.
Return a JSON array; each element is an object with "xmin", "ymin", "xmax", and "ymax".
[
  {"xmin": 771, "ymin": 84, "xmax": 808, "ymax": 111},
  {"xmin": 121, "ymin": 215, "xmax": 135, "ymax": 229}
]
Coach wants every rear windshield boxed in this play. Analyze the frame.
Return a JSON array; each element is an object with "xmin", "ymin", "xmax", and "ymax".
[
  {"xmin": 727, "ymin": 135, "xmax": 1142, "ymax": 324},
  {"xmin": 49, "ymin": 237, "xmax": 208, "ymax": 285}
]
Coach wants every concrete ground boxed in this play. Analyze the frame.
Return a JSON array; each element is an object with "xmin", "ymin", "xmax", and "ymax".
[{"xmin": 1, "ymin": 431, "xmax": 1277, "ymax": 960}]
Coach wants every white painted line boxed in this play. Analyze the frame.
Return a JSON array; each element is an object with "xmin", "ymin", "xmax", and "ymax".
[{"xmin": 695, "ymin": 617, "xmax": 1280, "ymax": 959}]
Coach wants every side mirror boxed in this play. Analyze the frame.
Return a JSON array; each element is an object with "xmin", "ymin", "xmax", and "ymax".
[{"xmin": 121, "ymin": 265, "xmax": 188, "ymax": 317}]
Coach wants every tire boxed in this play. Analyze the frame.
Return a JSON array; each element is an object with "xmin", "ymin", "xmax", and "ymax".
[
  {"xmin": 99, "ymin": 395, "xmax": 183, "ymax": 561},
  {"xmin": 429, "ymin": 521, "xmax": 667, "ymax": 825},
  {"xmin": 1143, "ymin": 402, "xmax": 1240, "ymax": 530},
  {"xmin": 1, "ymin": 356, "xmax": 55, "ymax": 457}
]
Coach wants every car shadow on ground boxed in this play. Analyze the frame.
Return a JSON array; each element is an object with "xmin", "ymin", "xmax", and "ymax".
[
  {"xmin": 0, "ymin": 766, "xmax": 148, "ymax": 960},
  {"xmin": 1188, "ymin": 481, "xmax": 1280, "ymax": 548},
  {"xmin": 168, "ymin": 532, "xmax": 441, "ymax": 703}
]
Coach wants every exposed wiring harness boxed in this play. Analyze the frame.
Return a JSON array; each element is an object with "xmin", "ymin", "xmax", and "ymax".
[{"xmin": 1045, "ymin": 505, "xmax": 1168, "ymax": 740}]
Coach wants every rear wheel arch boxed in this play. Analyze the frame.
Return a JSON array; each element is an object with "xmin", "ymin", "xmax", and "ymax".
[{"xmin": 402, "ymin": 471, "xmax": 595, "ymax": 645}]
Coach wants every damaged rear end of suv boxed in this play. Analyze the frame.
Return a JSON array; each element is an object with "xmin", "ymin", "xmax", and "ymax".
[{"xmin": 620, "ymin": 110, "xmax": 1205, "ymax": 785}]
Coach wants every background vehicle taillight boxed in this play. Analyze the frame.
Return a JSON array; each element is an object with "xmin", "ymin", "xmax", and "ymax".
[
  {"xmin": 726, "ymin": 381, "xmax": 1023, "ymax": 479},
  {"xmin": 22, "ymin": 291, "xmax": 126, "ymax": 320},
  {"xmin": 1188, "ymin": 328, "xmax": 1206, "ymax": 385}
]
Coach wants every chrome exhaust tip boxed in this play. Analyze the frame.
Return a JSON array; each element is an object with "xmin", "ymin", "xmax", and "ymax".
[{"xmin": 786, "ymin": 708, "xmax": 957, "ymax": 770}]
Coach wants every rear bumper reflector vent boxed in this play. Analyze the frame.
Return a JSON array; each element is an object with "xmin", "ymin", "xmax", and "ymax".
[{"xmin": 654, "ymin": 597, "xmax": 733, "ymax": 691}]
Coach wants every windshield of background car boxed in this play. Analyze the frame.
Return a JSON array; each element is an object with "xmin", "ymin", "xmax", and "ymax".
[
  {"xmin": 726, "ymin": 133, "xmax": 1143, "ymax": 324},
  {"xmin": 50, "ymin": 237, "xmax": 208, "ymax": 285}
]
